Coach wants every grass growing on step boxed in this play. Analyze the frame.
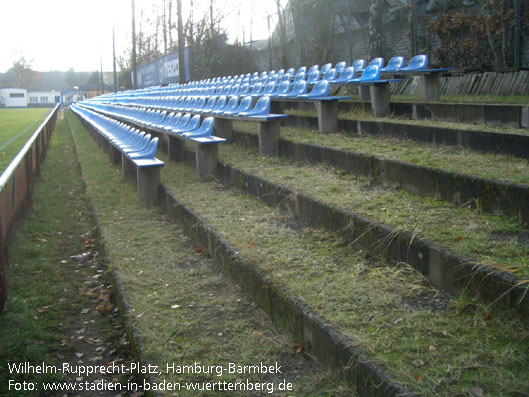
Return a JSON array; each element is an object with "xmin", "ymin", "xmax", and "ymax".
[
  {"xmin": 286, "ymin": 106, "xmax": 529, "ymax": 137},
  {"xmin": 218, "ymin": 142, "xmax": 529, "ymax": 277},
  {"xmin": 234, "ymin": 121, "xmax": 529, "ymax": 186},
  {"xmin": 67, "ymin": 111, "xmax": 354, "ymax": 396},
  {"xmin": 158, "ymin": 157, "xmax": 529, "ymax": 395}
]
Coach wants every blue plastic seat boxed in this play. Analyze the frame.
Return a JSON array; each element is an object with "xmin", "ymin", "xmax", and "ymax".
[
  {"xmin": 334, "ymin": 61, "xmax": 346, "ymax": 76},
  {"xmin": 239, "ymin": 83, "xmax": 250, "ymax": 95},
  {"xmin": 298, "ymin": 80, "xmax": 330, "ymax": 99},
  {"xmin": 306, "ymin": 70, "xmax": 320, "ymax": 85},
  {"xmin": 278, "ymin": 79, "xmax": 307, "ymax": 98},
  {"xmin": 169, "ymin": 113, "xmax": 192, "ymax": 133},
  {"xmin": 182, "ymin": 117, "xmax": 214, "ymax": 138},
  {"xmin": 221, "ymin": 96, "xmax": 239, "ymax": 114},
  {"xmin": 260, "ymin": 82, "xmax": 276, "ymax": 96},
  {"xmin": 398, "ymin": 54, "xmax": 428, "ymax": 71},
  {"xmin": 380, "ymin": 56, "xmax": 404, "ymax": 72},
  {"xmin": 266, "ymin": 80, "xmax": 291, "ymax": 98},
  {"xmin": 129, "ymin": 137, "xmax": 159, "ymax": 160},
  {"xmin": 286, "ymin": 67, "xmax": 295, "ymax": 76},
  {"xmin": 357, "ymin": 57, "xmax": 384, "ymax": 73},
  {"xmin": 352, "ymin": 59, "xmax": 365, "ymax": 71},
  {"xmin": 202, "ymin": 96, "xmax": 218, "ymax": 112},
  {"xmin": 332, "ymin": 66, "xmax": 355, "ymax": 83},
  {"xmin": 210, "ymin": 96, "xmax": 228, "ymax": 114},
  {"xmin": 320, "ymin": 63, "xmax": 332, "ymax": 76},
  {"xmin": 308, "ymin": 65, "xmax": 319, "ymax": 75},
  {"xmin": 297, "ymin": 66, "xmax": 307, "ymax": 74},
  {"xmin": 223, "ymin": 96, "xmax": 253, "ymax": 115},
  {"xmin": 239, "ymin": 96, "xmax": 270, "ymax": 117},
  {"xmin": 172, "ymin": 114, "xmax": 201, "ymax": 134},
  {"xmin": 321, "ymin": 68, "xmax": 337, "ymax": 82},
  {"xmin": 293, "ymin": 71, "xmax": 306, "ymax": 83},
  {"xmin": 349, "ymin": 65, "xmax": 381, "ymax": 83},
  {"xmin": 249, "ymin": 83, "xmax": 264, "ymax": 96}
]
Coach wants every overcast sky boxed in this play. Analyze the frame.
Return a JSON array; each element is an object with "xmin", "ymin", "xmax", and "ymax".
[{"xmin": 0, "ymin": 0, "xmax": 283, "ymax": 73}]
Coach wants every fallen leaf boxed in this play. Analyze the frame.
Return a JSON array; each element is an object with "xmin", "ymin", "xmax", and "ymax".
[
  {"xmin": 289, "ymin": 342, "xmax": 303, "ymax": 353},
  {"xmin": 170, "ymin": 304, "xmax": 181, "ymax": 309},
  {"xmin": 508, "ymin": 330, "xmax": 517, "ymax": 340},
  {"xmin": 75, "ymin": 352, "xmax": 84, "ymax": 359},
  {"xmin": 471, "ymin": 387, "xmax": 484, "ymax": 396},
  {"xmin": 252, "ymin": 331, "xmax": 262, "ymax": 339},
  {"xmin": 429, "ymin": 345, "xmax": 437, "ymax": 352},
  {"xmin": 412, "ymin": 359, "xmax": 425, "ymax": 367},
  {"xmin": 412, "ymin": 372, "xmax": 422, "ymax": 382},
  {"xmin": 37, "ymin": 306, "xmax": 49, "ymax": 313},
  {"xmin": 80, "ymin": 308, "xmax": 90, "ymax": 314}
]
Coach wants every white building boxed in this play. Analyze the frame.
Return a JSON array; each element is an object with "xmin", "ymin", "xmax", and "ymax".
[
  {"xmin": 0, "ymin": 88, "xmax": 28, "ymax": 108},
  {"xmin": 28, "ymin": 91, "xmax": 61, "ymax": 106}
]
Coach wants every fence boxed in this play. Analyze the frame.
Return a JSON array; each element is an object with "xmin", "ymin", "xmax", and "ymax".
[{"xmin": 0, "ymin": 104, "xmax": 60, "ymax": 312}]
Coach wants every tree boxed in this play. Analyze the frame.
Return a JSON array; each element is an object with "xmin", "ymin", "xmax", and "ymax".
[{"xmin": 12, "ymin": 57, "xmax": 35, "ymax": 89}]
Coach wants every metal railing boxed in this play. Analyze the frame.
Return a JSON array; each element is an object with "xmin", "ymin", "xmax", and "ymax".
[{"xmin": 0, "ymin": 104, "xmax": 60, "ymax": 312}]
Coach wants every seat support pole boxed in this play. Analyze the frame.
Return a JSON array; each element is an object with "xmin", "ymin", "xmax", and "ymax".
[
  {"xmin": 195, "ymin": 143, "xmax": 219, "ymax": 181},
  {"xmin": 258, "ymin": 120, "xmax": 281, "ymax": 156},
  {"xmin": 214, "ymin": 118, "xmax": 233, "ymax": 141},
  {"xmin": 370, "ymin": 84, "xmax": 391, "ymax": 118},
  {"xmin": 136, "ymin": 166, "xmax": 160, "ymax": 205},
  {"xmin": 421, "ymin": 73, "xmax": 441, "ymax": 102},
  {"xmin": 315, "ymin": 100, "xmax": 339, "ymax": 134}
]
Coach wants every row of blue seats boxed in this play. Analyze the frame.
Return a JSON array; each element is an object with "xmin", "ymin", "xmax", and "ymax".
[
  {"xmin": 94, "ymin": 55, "xmax": 430, "ymax": 104},
  {"xmin": 83, "ymin": 93, "xmax": 285, "ymax": 130},
  {"xmin": 93, "ymin": 77, "xmax": 347, "ymax": 112},
  {"xmin": 71, "ymin": 104, "xmax": 161, "ymax": 164},
  {"xmin": 79, "ymin": 102, "xmax": 226, "ymax": 144}
]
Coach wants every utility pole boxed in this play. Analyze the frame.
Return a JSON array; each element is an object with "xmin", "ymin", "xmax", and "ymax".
[
  {"xmin": 177, "ymin": 0, "xmax": 185, "ymax": 83},
  {"xmin": 210, "ymin": 0, "xmax": 214, "ymax": 36},
  {"xmin": 267, "ymin": 16, "xmax": 272, "ymax": 70},
  {"xmin": 99, "ymin": 52, "xmax": 104, "ymax": 96},
  {"xmin": 131, "ymin": 0, "xmax": 137, "ymax": 89},
  {"xmin": 113, "ymin": 26, "xmax": 118, "ymax": 92}
]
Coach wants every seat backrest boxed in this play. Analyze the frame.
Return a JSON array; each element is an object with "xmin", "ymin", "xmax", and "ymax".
[
  {"xmin": 293, "ymin": 71, "xmax": 306, "ymax": 83},
  {"xmin": 308, "ymin": 64, "xmax": 319, "ymax": 74},
  {"xmin": 177, "ymin": 113, "xmax": 192, "ymax": 128},
  {"xmin": 276, "ymin": 80, "xmax": 291, "ymax": 95},
  {"xmin": 290, "ymin": 79, "xmax": 307, "ymax": 96},
  {"xmin": 184, "ymin": 114, "xmax": 201, "ymax": 131},
  {"xmin": 382, "ymin": 56, "xmax": 404, "ymax": 71},
  {"xmin": 213, "ymin": 96, "xmax": 227, "ymax": 110},
  {"xmin": 306, "ymin": 70, "xmax": 320, "ymax": 84},
  {"xmin": 286, "ymin": 67, "xmax": 295, "ymax": 75},
  {"xmin": 335, "ymin": 61, "xmax": 347, "ymax": 75},
  {"xmin": 337, "ymin": 66, "xmax": 355, "ymax": 81},
  {"xmin": 358, "ymin": 65, "xmax": 381, "ymax": 82},
  {"xmin": 204, "ymin": 96, "xmax": 217, "ymax": 110},
  {"xmin": 352, "ymin": 59, "xmax": 365, "ymax": 70},
  {"xmin": 307, "ymin": 80, "xmax": 330, "ymax": 97},
  {"xmin": 195, "ymin": 96, "xmax": 206, "ymax": 109},
  {"xmin": 224, "ymin": 96, "xmax": 239, "ymax": 112},
  {"xmin": 320, "ymin": 63, "xmax": 332, "ymax": 75},
  {"xmin": 369, "ymin": 57, "xmax": 384, "ymax": 68},
  {"xmin": 404, "ymin": 54, "xmax": 428, "ymax": 70},
  {"xmin": 263, "ymin": 81, "xmax": 276, "ymax": 94},
  {"xmin": 322, "ymin": 68, "xmax": 336, "ymax": 81},
  {"xmin": 239, "ymin": 83, "xmax": 250, "ymax": 94},
  {"xmin": 195, "ymin": 117, "xmax": 214, "ymax": 136},
  {"xmin": 297, "ymin": 66, "xmax": 307, "ymax": 74},
  {"xmin": 250, "ymin": 82, "xmax": 263, "ymax": 94},
  {"xmin": 234, "ymin": 96, "xmax": 253, "ymax": 113},
  {"xmin": 249, "ymin": 96, "xmax": 270, "ymax": 115}
]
